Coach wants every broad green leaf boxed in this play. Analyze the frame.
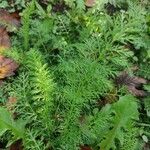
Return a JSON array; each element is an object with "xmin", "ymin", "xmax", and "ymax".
[
  {"xmin": 0, "ymin": 107, "xmax": 25, "ymax": 140},
  {"xmin": 100, "ymin": 95, "xmax": 139, "ymax": 150}
]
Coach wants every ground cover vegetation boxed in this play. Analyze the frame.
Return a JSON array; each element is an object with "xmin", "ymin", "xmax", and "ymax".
[{"xmin": 0, "ymin": 0, "xmax": 150, "ymax": 150}]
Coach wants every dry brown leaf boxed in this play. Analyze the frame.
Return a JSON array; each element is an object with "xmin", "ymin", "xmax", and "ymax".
[
  {"xmin": 85, "ymin": 0, "xmax": 96, "ymax": 7},
  {"xmin": 0, "ymin": 27, "xmax": 11, "ymax": 52},
  {"xmin": 0, "ymin": 55, "xmax": 19, "ymax": 79},
  {"xmin": 6, "ymin": 97, "xmax": 17, "ymax": 119}
]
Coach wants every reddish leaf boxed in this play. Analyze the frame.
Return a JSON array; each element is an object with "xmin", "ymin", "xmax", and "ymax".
[
  {"xmin": 85, "ymin": 0, "xmax": 96, "ymax": 7},
  {"xmin": 10, "ymin": 11, "xmax": 21, "ymax": 20},
  {"xmin": 116, "ymin": 72, "xmax": 148, "ymax": 97},
  {"xmin": 80, "ymin": 145, "xmax": 93, "ymax": 150},
  {"xmin": 0, "ymin": 10, "xmax": 20, "ymax": 80},
  {"xmin": 0, "ymin": 10, "xmax": 20, "ymax": 51},
  {"xmin": 0, "ymin": 55, "xmax": 19, "ymax": 79},
  {"xmin": 0, "ymin": 9, "xmax": 20, "ymax": 31},
  {"xmin": 127, "ymin": 86, "xmax": 147, "ymax": 97}
]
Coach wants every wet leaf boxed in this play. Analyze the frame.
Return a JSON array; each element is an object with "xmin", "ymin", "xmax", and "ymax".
[{"xmin": 0, "ymin": 55, "xmax": 19, "ymax": 79}]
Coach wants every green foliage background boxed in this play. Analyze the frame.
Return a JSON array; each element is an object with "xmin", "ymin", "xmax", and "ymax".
[{"xmin": 0, "ymin": 0, "xmax": 150, "ymax": 150}]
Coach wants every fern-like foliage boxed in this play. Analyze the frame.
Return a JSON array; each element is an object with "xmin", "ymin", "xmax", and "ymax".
[
  {"xmin": 81, "ymin": 105, "xmax": 112, "ymax": 147},
  {"xmin": 137, "ymin": 63, "xmax": 150, "ymax": 80},
  {"xmin": 24, "ymin": 129, "xmax": 46, "ymax": 150},
  {"xmin": 21, "ymin": 0, "xmax": 35, "ymax": 50},
  {"xmin": 25, "ymin": 49, "xmax": 55, "ymax": 132},
  {"xmin": 7, "ymin": 71, "xmax": 37, "ymax": 122},
  {"xmin": 5, "ymin": 71, "xmax": 47, "ymax": 149},
  {"xmin": 121, "ymin": 125, "xmax": 139, "ymax": 150},
  {"xmin": 144, "ymin": 97, "xmax": 150, "ymax": 117},
  {"xmin": 112, "ymin": 1, "xmax": 147, "ymax": 47},
  {"xmin": 55, "ymin": 57, "xmax": 113, "ymax": 150},
  {"xmin": 3, "ymin": 49, "xmax": 56, "ymax": 149}
]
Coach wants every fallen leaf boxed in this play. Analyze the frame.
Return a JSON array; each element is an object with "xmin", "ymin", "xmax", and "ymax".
[
  {"xmin": 0, "ymin": 55, "xmax": 19, "ymax": 79},
  {"xmin": 9, "ymin": 140, "xmax": 23, "ymax": 150},
  {"xmin": 0, "ymin": 10, "xmax": 20, "ymax": 82},
  {"xmin": 0, "ymin": 9, "xmax": 20, "ymax": 32},
  {"xmin": 0, "ymin": 10, "xmax": 20, "ymax": 52},
  {"xmin": 143, "ymin": 143, "xmax": 150, "ymax": 150},
  {"xmin": 0, "ymin": 27, "xmax": 11, "ymax": 52},
  {"xmin": 6, "ymin": 97, "xmax": 17, "ymax": 111},
  {"xmin": 103, "ymin": 89, "xmax": 118, "ymax": 104},
  {"xmin": 115, "ymin": 72, "xmax": 148, "ymax": 97},
  {"xmin": 85, "ymin": 0, "xmax": 96, "ymax": 7},
  {"xmin": 10, "ymin": 11, "xmax": 21, "ymax": 20},
  {"xmin": 128, "ymin": 86, "xmax": 147, "ymax": 97}
]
